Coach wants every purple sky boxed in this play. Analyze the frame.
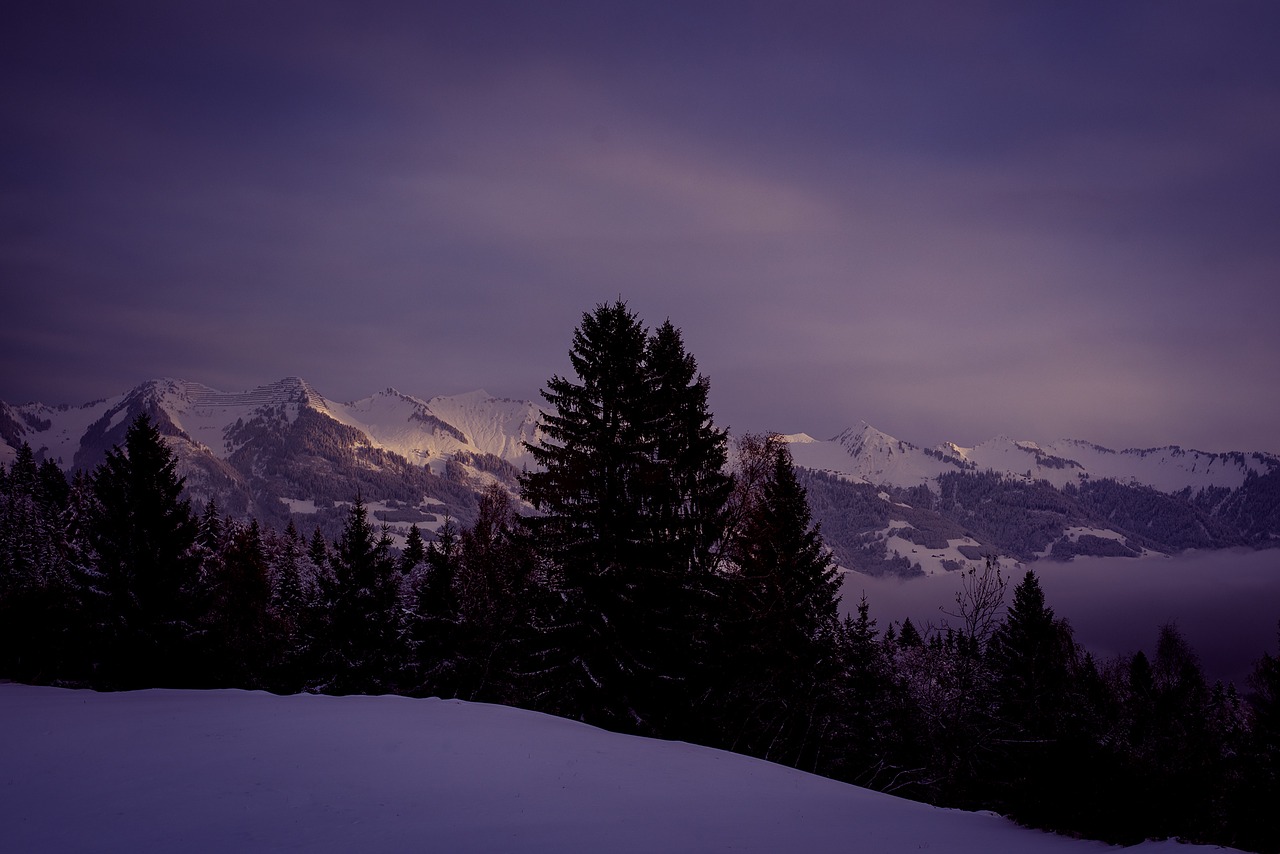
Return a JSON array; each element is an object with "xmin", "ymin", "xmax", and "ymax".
[{"xmin": 4, "ymin": 2, "xmax": 1279, "ymax": 453}]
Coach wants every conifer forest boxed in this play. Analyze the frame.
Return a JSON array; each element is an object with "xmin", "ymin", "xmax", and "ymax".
[{"xmin": 2, "ymin": 302, "xmax": 1278, "ymax": 852}]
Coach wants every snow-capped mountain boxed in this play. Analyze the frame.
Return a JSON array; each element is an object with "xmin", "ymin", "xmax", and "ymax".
[
  {"xmin": 786, "ymin": 421, "xmax": 1279, "ymax": 495},
  {"xmin": 4, "ymin": 380, "xmax": 1276, "ymax": 576},
  {"xmin": 0, "ymin": 377, "xmax": 540, "ymax": 472},
  {"xmin": 786, "ymin": 422, "xmax": 1279, "ymax": 577},
  {"xmin": 0, "ymin": 377, "xmax": 542, "ymax": 539}
]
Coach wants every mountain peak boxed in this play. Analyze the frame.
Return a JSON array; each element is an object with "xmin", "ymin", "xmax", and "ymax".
[
  {"xmin": 834, "ymin": 421, "xmax": 910, "ymax": 454},
  {"xmin": 781, "ymin": 432, "xmax": 818, "ymax": 444}
]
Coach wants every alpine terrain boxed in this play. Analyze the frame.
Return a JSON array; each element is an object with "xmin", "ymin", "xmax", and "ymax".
[{"xmin": 2, "ymin": 378, "xmax": 1277, "ymax": 574}]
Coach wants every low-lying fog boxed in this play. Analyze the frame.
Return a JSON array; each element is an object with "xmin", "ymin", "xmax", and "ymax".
[{"xmin": 840, "ymin": 549, "xmax": 1280, "ymax": 686}]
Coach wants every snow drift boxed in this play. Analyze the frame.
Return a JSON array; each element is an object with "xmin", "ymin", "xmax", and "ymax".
[{"xmin": 0, "ymin": 684, "xmax": 1239, "ymax": 853}]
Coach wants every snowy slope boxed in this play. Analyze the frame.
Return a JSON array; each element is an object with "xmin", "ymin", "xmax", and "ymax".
[
  {"xmin": 0, "ymin": 395, "xmax": 121, "ymax": 468},
  {"xmin": 422, "ymin": 389, "xmax": 542, "ymax": 469},
  {"xmin": 786, "ymin": 423, "xmax": 1278, "ymax": 495},
  {"xmin": 0, "ymin": 684, "xmax": 1235, "ymax": 854},
  {"xmin": 326, "ymin": 388, "xmax": 540, "ymax": 470},
  {"xmin": 3, "ymin": 378, "xmax": 540, "ymax": 472}
]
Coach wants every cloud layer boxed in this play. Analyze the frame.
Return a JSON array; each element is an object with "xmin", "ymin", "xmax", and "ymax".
[{"xmin": 4, "ymin": 2, "xmax": 1278, "ymax": 452}]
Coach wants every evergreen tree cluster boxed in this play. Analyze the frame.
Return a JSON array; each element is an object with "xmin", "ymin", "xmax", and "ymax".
[{"xmin": 1, "ymin": 302, "xmax": 1277, "ymax": 852}]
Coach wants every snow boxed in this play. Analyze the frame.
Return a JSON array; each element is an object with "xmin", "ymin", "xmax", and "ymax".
[
  {"xmin": 11, "ymin": 395, "xmax": 121, "ymax": 465},
  {"xmin": 1063, "ymin": 526, "xmax": 1127, "ymax": 544},
  {"xmin": 780, "ymin": 432, "xmax": 817, "ymax": 443},
  {"xmin": 279, "ymin": 497, "xmax": 319, "ymax": 515},
  {"xmin": 783, "ymin": 422, "xmax": 1277, "ymax": 496},
  {"xmin": 785, "ymin": 431, "xmax": 879, "ymax": 477},
  {"xmin": 0, "ymin": 684, "xmax": 1234, "ymax": 854},
  {"xmin": 8, "ymin": 379, "xmax": 1275, "ymax": 499},
  {"xmin": 871, "ymin": 520, "xmax": 1000, "ymax": 577},
  {"xmin": 4, "ymin": 379, "xmax": 543, "ymax": 476},
  {"xmin": 423, "ymin": 390, "xmax": 543, "ymax": 467}
]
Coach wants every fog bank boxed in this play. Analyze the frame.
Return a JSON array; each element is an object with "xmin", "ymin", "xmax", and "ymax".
[{"xmin": 841, "ymin": 549, "xmax": 1280, "ymax": 686}]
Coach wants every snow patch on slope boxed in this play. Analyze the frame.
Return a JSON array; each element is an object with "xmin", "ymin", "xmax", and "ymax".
[{"xmin": 870, "ymin": 520, "xmax": 1005, "ymax": 577}]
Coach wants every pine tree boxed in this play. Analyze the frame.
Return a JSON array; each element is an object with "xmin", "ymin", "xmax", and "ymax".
[
  {"xmin": 715, "ymin": 434, "xmax": 842, "ymax": 769},
  {"xmin": 1235, "ymin": 625, "xmax": 1280, "ymax": 852},
  {"xmin": 0, "ymin": 445, "xmax": 72, "ymax": 681},
  {"xmin": 897, "ymin": 617, "xmax": 924, "ymax": 649},
  {"xmin": 267, "ymin": 519, "xmax": 314, "ymax": 691},
  {"xmin": 407, "ymin": 517, "xmax": 462, "ymax": 697},
  {"xmin": 396, "ymin": 522, "xmax": 428, "ymax": 620},
  {"xmin": 399, "ymin": 523, "xmax": 427, "ymax": 576},
  {"xmin": 58, "ymin": 470, "xmax": 104, "ymax": 683},
  {"xmin": 643, "ymin": 319, "xmax": 732, "ymax": 575},
  {"xmin": 452, "ymin": 484, "xmax": 538, "ymax": 704},
  {"xmin": 988, "ymin": 570, "xmax": 1070, "ymax": 734},
  {"xmin": 985, "ymin": 569, "xmax": 1077, "ymax": 823},
  {"xmin": 831, "ymin": 595, "xmax": 914, "ymax": 789},
  {"xmin": 200, "ymin": 518, "xmax": 276, "ymax": 687},
  {"xmin": 639, "ymin": 320, "xmax": 734, "ymax": 734},
  {"xmin": 520, "ymin": 301, "xmax": 731, "ymax": 735},
  {"xmin": 88, "ymin": 415, "xmax": 200, "ymax": 688},
  {"xmin": 315, "ymin": 497, "xmax": 401, "ymax": 694}
]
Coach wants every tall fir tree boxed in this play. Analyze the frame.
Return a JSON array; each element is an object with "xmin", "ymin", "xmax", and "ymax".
[
  {"xmin": 87, "ymin": 415, "xmax": 200, "ymax": 688},
  {"xmin": 988, "ymin": 570, "xmax": 1071, "ymax": 735},
  {"xmin": 407, "ymin": 517, "xmax": 462, "ymax": 697},
  {"xmin": 520, "ymin": 301, "xmax": 731, "ymax": 735},
  {"xmin": 986, "ymin": 569, "xmax": 1077, "ymax": 824},
  {"xmin": 714, "ymin": 434, "xmax": 842, "ymax": 769},
  {"xmin": 642, "ymin": 319, "xmax": 732, "ymax": 575},
  {"xmin": 315, "ymin": 497, "xmax": 401, "ymax": 695},
  {"xmin": 267, "ymin": 519, "xmax": 316, "ymax": 691},
  {"xmin": 451, "ymin": 484, "xmax": 538, "ymax": 704},
  {"xmin": 640, "ymin": 320, "xmax": 734, "ymax": 733}
]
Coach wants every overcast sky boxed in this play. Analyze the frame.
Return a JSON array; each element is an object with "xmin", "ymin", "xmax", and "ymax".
[{"xmin": 4, "ymin": 2, "xmax": 1278, "ymax": 453}]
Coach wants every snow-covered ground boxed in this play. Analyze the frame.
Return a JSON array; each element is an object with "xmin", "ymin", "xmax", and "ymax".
[
  {"xmin": 870, "ymin": 519, "xmax": 1000, "ymax": 577},
  {"xmin": 0, "ymin": 684, "xmax": 1241, "ymax": 853}
]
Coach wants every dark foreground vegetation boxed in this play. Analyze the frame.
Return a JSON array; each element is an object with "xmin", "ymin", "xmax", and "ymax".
[{"xmin": 2, "ymin": 302, "xmax": 1277, "ymax": 852}]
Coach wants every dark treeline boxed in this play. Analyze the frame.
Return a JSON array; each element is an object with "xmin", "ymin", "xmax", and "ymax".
[{"xmin": 1, "ymin": 302, "xmax": 1278, "ymax": 852}]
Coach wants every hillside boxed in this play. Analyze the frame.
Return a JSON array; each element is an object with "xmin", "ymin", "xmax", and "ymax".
[{"xmin": 0, "ymin": 684, "xmax": 1242, "ymax": 854}]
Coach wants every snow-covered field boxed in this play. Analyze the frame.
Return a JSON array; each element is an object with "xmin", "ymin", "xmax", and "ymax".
[{"xmin": 0, "ymin": 684, "xmax": 1241, "ymax": 853}]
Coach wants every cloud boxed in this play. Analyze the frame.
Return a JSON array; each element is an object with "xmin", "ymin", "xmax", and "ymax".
[{"xmin": 2, "ymin": 3, "xmax": 1278, "ymax": 452}]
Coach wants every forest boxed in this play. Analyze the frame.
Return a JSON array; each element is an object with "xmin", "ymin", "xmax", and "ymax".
[{"xmin": 1, "ymin": 302, "xmax": 1277, "ymax": 853}]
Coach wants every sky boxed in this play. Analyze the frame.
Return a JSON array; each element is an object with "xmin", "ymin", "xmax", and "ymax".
[{"xmin": 3, "ymin": 1, "xmax": 1279, "ymax": 454}]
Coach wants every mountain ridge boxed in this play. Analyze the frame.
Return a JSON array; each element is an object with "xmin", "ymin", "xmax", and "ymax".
[
  {"xmin": 3, "ymin": 377, "xmax": 1276, "ymax": 576},
  {"xmin": 787, "ymin": 423, "xmax": 1278, "ymax": 495}
]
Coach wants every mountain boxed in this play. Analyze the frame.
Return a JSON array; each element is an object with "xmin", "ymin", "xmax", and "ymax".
[
  {"xmin": 0, "ymin": 377, "xmax": 542, "ymax": 541},
  {"xmin": 787, "ymin": 424, "xmax": 1280, "ymax": 577},
  {"xmin": 786, "ymin": 422, "xmax": 1277, "ymax": 494},
  {"xmin": 4, "ymin": 379, "xmax": 1277, "ymax": 576}
]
